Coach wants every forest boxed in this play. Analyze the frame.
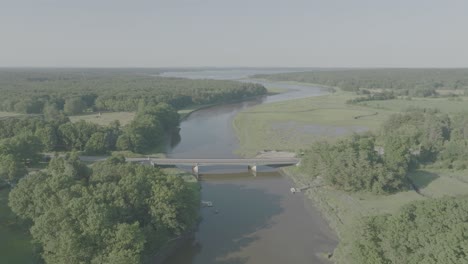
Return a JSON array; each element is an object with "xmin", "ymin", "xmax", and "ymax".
[
  {"xmin": 0, "ymin": 69, "xmax": 267, "ymax": 114},
  {"xmin": 8, "ymin": 154, "xmax": 199, "ymax": 264},
  {"xmin": 0, "ymin": 102, "xmax": 182, "ymax": 185},
  {"xmin": 350, "ymin": 196, "xmax": 468, "ymax": 264},
  {"xmin": 300, "ymin": 108, "xmax": 467, "ymax": 194},
  {"xmin": 254, "ymin": 68, "xmax": 468, "ymax": 95}
]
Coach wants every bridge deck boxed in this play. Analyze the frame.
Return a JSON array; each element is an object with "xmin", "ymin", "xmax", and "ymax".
[{"xmin": 127, "ymin": 158, "xmax": 300, "ymax": 166}]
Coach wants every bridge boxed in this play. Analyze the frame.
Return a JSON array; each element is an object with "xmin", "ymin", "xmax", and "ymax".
[
  {"xmin": 126, "ymin": 157, "xmax": 301, "ymax": 177},
  {"xmin": 62, "ymin": 155, "xmax": 300, "ymax": 178}
]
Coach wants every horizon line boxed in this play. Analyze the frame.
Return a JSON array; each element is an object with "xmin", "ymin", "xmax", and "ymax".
[{"xmin": 1, "ymin": 66, "xmax": 468, "ymax": 70}]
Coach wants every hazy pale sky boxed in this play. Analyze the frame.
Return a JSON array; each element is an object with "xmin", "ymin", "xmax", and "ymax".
[{"xmin": 1, "ymin": 0, "xmax": 467, "ymax": 67}]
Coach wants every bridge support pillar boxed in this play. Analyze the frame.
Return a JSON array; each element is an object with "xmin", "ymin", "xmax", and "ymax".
[
  {"xmin": 192, "ymin": 163, "xmax": 200, "ymax": 179},
  {"xmin": 248, "ymin": 164, "xmax": 257, "ymax": 176}
]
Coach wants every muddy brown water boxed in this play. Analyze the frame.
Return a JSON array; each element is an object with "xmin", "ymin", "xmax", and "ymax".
[{"xmin": 161, "ymin": 70, "xmax": 338, "ymax": 264}]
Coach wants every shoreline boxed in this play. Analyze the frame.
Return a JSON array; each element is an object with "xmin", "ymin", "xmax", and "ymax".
[
  {"xmin": 179, "ymin": 89, "xmax": 283, "ymax": 122},
  {"xmin": 277, "ymin": 167, "xmax": 348, "ymax": 264},
  {"xmin": 276, "ymin": 167, "xmax": 340, "ymax": 262}
]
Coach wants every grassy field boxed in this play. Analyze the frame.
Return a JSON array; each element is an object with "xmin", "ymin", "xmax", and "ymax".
[
  {"xmin": 266, "ymin": 86, "xmax": 291, "ymax": 94},
  {"xmin": 0, "ymin": 112, "xmax": 22, "ymax": 118},
  {"xmin": 0, "ymin": 188, "xmax": 34, "ymax": 263},
  {"xmin": 234, "ymin": 90, "xmax": 468, "ymax": 157},
  {"xmin": 69, "ymin": 112, "xmax": 135, "ymax": 126},
  {"xmin": 233, "ymin": 91, "xmax": 395, "ymax": 157},
  {"xmin": 359, "ymin": 96, "xmax": 468, "ymax": 113}
]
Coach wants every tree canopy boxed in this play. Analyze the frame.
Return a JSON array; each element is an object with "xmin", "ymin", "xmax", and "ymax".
[
  {"xmin": 0, "ymin": 102, "xmax": 180, "ymax": 155},
  {"xmin": 350, "ymin": 196, "xmax": 468, "ymax": 264},
  {"xmin": 0, "ymin": 132, "xmax": 43, "ymax": 185},
  {"xmin": 300, "ymin": 133, "xmax": 408, "ymax": 194},
  {"xmin": 0, "ymin": 69, "xmax": 267, "ymax": 114},
  {"xmin": 8, "ymin": 155, "xmax": 199, "ymax": 264},
  {"xmin": 299, "ymin": 108, "xmax": 467, "ymax": 194}
]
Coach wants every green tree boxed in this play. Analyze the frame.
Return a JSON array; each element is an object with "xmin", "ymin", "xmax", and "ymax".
[
  {"xmin": 85, "ymin": 132, "xmax": 108, "ymax": 154},
  {"xmin": 116, "ymin": 134, "xmax": 132, "ymax": 151},
  {"xmin": 0, "ymin": 132, "xmax": 43, "ymax": 164},
  {"xmin": 383, "ymin": 134, "xmax": 411, "ymax": 174},
  {"xmin": 350, "ymin": 196, "xmax": 468, "ymax": 264},
  {"xmin": 0, "ymin": 154, "xmax": 27, "ymax": 184},
  {"xmin": 64, "ymin": 97, "xmax": 85, "ymax": 115},
  {"xmin": 43, "ymin": 103, "xmax": 61, "ymax": 121},
  {"xmin": 35, "ymin": 125, "xmax": 58, "ymax": 151}
]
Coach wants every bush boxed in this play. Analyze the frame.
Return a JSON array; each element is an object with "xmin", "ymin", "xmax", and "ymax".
[{"xmin": 453, "ymin": 160, "xmax": 467, "ymax": 171}]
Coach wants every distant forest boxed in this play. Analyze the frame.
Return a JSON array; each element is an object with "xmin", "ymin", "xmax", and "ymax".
[
  {"xmin": 0, "ymin": 69, "xmax": 267, "ymax": 114},
  {"xmin": 254, "ymin": 68, "xmax": 468, "ymax": 96}
]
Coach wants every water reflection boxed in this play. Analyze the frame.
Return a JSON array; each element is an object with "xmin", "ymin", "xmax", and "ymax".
[
  {"xmin": 165, "ymin": 171, "xmax": 336, "ymax": 264},
  {"xmin": 165, "ymin": 172, "xmax": 284, "ymax": 264},
  {"xmin": 169, "ymin": 131, "xmax": 182, "ymax": 148},
  {"xmin": 168, "ymin": 99, "xmax": 266, "ymax": 159}
]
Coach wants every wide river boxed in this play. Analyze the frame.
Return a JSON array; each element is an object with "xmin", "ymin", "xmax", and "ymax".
[{"xmin": 161, "ymin": 69, "xmax": 338, "ymax": 264}]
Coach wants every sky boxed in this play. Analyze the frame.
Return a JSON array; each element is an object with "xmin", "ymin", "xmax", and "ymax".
[{"xmin": 1, "ymin": 0, "xmax": 468, "ymax": 68}]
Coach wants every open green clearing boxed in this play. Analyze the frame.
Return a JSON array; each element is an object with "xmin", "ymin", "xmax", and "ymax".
[
  {"xmin": 0, "ymin": 112, "xmax": 22, "ymax": 119},
  {"xmin": 358, "ymin": 96, "xmax": 468, "ymax": 113},
  {"xmin": 0, "ymin": 188, "xmax": 34, "ymax": 263},
  {"xmin": 265, "ymin": 86, "xmax": 290, "ymax": 94},
  {"xmin": 69, "ymin": 111, "xmax": 136, "ymax": 126},
  {"xmin": 234, "ymin": 89, "xmax": 468, "ymax": 157},
  {"xmin": 233, "ymin": 91, "xmax": 395, "ymax": 156}
]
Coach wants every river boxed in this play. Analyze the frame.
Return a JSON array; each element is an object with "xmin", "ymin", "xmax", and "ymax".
[{"xmin": 161, "ymin": 69, "xmax": 338, "ymax": 264}]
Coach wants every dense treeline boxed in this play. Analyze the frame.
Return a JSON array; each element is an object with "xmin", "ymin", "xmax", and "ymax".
[
  {"xmin": 301, "ymin": 133, "xmax": 409, "ymax": 194},
  {"xmin": 0, "ymin": 70, "xmax": 267, "ymax": 114},
  {"xmin": 0, "ymin": 114, "xmax": 117, "ymax": 154},
  {"xmin": 346, "ymin": 90, "xmax": 396, "ymax": 104},
  {"xmin": 300, "ymin": 108, "xmax": 467, "ymax": 194},
  {"xmin": 381, "ymin": 109, "xmax": 468, "ymax": 169},
  {"xmin": 254, "ymin": 68, "xmax": 468, "ymax": 94},
  {"xmin": 0, "ymin": 132, "xmax": 43, "ymax": 185},
  {"xmin": 0, "ymin": 102, "xmax": 179, "ymax": 156},
  {"xmin": 0, "ymin": 103, "xmax": 180, "ymax": 186},
  {"xmin": 8, "ymin": 155, "xmax": 199, "ymax": 264},
  {"xmin": 350, "ymin": 196, "xmax": 468, "ymax": 264},
  {"xmin": 116, "ymin": 103, "xmax": 180, "ymax": 153}
]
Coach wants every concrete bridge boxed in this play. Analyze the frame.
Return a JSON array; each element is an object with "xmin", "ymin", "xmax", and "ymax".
[
  {"xmin": 61, "ymin": 155, "xmax": 300, "ymax": 178},
  {"xmin": 126, "ymin": 157, "xmax": 300, "ymax": 177}
]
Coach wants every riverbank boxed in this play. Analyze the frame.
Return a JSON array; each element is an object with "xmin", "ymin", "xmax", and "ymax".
[
  {"xmin": 282, "ymin": 165, "xmax": 468, "ymax": 263},
  {"xmin": 178, "ymin": 86, "xmax": 286, "ymax": 121}
]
